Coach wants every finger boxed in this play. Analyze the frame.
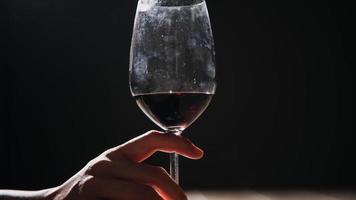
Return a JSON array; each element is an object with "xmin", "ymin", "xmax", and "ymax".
[
  {"xmin": 90, "ymin": 177, "xmax": 163, "ymax": 200},
  {"xmin": 96, "ymin": 161, "xmax": 187, "ymax": 200},
  {"xmin": 107, "ymin": 130, "xmax": 204, "ymax": 163}
]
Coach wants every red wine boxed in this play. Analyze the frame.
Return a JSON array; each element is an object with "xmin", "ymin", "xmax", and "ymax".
[{"xmin": 135, "ymin": 92, "xmax": 213, "ymax": 130}]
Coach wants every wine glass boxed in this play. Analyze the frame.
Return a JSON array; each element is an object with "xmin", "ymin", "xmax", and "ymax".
[{"xmin": 129, "ymin": 0, "xmax": 216, "ymax": 184}]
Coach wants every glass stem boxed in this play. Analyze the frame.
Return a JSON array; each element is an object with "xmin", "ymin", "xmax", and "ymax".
[
  {"xmin": 170, "ymin": 153, "xmax": 179, "ymax": 183},
  {"xmin": 166, "ymin": 129, "xmax": 182, "ymax": 184}
]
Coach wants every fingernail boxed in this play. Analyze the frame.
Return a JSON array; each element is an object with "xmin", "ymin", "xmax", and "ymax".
[{"xmin": 192, "ymin": 145, "xmax": 204, "ymax": 159}]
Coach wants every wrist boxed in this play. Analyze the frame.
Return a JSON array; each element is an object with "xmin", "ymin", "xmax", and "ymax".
[
  {"xmin": 0, "ymin": 189, "xmax": 56, "ymax": 200},
  {"xmin": 44, "ymin": 177, "xmax": 81, "ymax": 200}
]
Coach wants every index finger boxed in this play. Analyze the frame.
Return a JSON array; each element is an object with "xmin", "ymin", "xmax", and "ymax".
[{"xmin": 107, "ymin": 131, "xmax": 204, "ymax": 163}]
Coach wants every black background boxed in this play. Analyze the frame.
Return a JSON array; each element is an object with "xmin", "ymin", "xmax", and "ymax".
[{"xmin": 1, "ymin": 0, "xmax": 355, "ymax": 191}]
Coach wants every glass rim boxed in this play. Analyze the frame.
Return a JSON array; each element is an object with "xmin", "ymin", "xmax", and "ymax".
[
  {"xmin": 139, "ymin": 0, "xmax": 205, "ymax": 7},
  {"xmin": 130, "ymin": 91, "xmax": 216, "ymax": 97}
]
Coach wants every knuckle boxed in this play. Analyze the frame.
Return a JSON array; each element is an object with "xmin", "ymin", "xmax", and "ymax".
[
  {"xmin": 85, "ymin": 157, "xmax": 111, "ymax": 175},
  {"xmin": 78, "ymin": 175, "xmax": 97, "ymax": 193},
  {"xmin": 104, "ymin": 148, "xmax": 123, "ymax": 160}
]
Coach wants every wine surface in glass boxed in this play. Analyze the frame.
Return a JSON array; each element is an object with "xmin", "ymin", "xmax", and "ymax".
[{"xmin": 135, "ymin": 92, "xmax": 212, "ymax": 131}]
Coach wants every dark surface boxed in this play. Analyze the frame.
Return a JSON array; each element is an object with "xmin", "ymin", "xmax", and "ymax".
[
  {"xmin": 187, "ymin": 191, "xmax": 356, "ymax": 200},
  {"xmin": 1, "ymin": 0, "xmax": 354, "ymax": 190}
]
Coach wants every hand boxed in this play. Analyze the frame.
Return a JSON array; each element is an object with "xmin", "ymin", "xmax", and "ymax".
[{"xmin": 49, "ymin": 131, "xmax": 204, "ymax": 200}]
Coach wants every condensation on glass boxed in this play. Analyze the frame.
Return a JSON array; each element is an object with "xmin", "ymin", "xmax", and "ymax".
[{"xmin": 130, "ymin": 0, "xmax": 216, "ymax": 95}]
